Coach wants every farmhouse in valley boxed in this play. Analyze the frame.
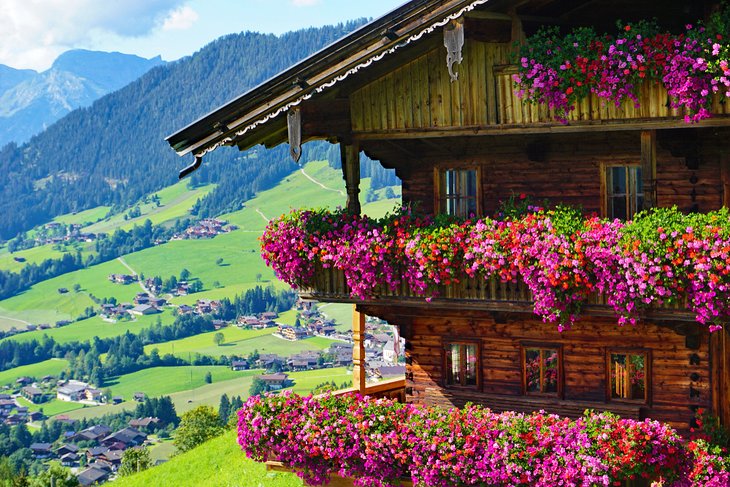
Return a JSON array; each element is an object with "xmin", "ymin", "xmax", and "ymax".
[{"xmin": 168, "ymin": 0, "xmax": 730, "ymax": 441}]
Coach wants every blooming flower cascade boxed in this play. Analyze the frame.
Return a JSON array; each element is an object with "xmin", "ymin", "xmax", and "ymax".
[
  {"xmin": 512, "ymin": 10, "xmax": 730, "ymax": 123},
  {"xmin": 261, "ymin": 205, "xmax": 730, "ymax": 332},
  {"xmin": 237, "ymin": 392, "xmax": 729, "ymax": 487}
]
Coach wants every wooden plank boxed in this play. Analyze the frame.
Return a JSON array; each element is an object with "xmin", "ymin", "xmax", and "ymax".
[
  {"xmin": 641, "ymin": 130, "xmax": 657, "ymax": 210},
  {"xmin": 352, "ymin": 306, "xmax": 366, "ymax": 393}
]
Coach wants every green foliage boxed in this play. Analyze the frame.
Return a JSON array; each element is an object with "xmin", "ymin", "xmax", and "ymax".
[
  {"xmin": 119, "ymin": 447, "xmax": 153, "ymax": 477},
  {"xmin": 173, "ymin": 405, "xmax": 224, "ymax": 453},
  {"xmin": 29, "ymin": 465, "xmax": 78, "ymax": 487},
  {"xmin": 249, "ymin": 376, "xmax": 269, "ymax": 397},
  {"xmin": 213, "ymin": 332, "xmax": 224, "ymax": 346}
]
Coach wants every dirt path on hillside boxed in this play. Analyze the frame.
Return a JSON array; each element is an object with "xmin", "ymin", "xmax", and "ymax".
[
  {"xmin": 117, "ymin": 256, "xmax": 155, "ymax": 297},
  {"xmin": 299, "ymin": 168, "xmax": 345, "ymax": 196},
  {"xmin": 0, "ymin": 314, "xmax": 30, "ymax": 327},
  {"xmin": 255, "ymin": 208, "xmax": 270, "ymax": 223}
]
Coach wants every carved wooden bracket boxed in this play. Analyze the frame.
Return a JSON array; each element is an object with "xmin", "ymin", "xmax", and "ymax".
[
  {"xmin": 443, "ymin": 18, "xmax": 465, "ymax": 82},
  {"xmin": 287, "ymin": 107, "xmax": 302, "ymax": 163}
]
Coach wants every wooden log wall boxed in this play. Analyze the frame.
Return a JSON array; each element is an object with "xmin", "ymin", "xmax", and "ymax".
[
  {"xmin": 395, "ymin": 130, "xmax": 725, "ymax": 217},
  {"xmin": 350, "ymin": 42, "xmax": 512, "ymax": 131},
  {"xmin": 349, "ymin": 38, "xmax": 730, "ymax": 134},
  {"xmin": 361, "ymin": 305, "xmax": 712, "ymax": 436}
]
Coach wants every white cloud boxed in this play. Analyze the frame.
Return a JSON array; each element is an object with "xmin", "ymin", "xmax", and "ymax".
[
  {"xmin": 161, "ymin": 5, "xmax": 199, "ymax": 31},
  {"xmin": 291, "ymin": 0, "xmax": 321, "ymax": 6},
  {"xmin": 0, "ymin": 0, "xmax": 187, "ymax": 70}
]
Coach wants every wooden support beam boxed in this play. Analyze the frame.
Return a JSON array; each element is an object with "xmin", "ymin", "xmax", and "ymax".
[
  {"xmin": 341, "ymin": 142, "xmax": 361, "ymax": 214},
  {"xmin": 352, "ymin": 305, "xmax": 366, "ymax": 393},
  {"xmin": 722, "ymin": 154, "xmax": 730, "ymax": 208},
  {"xmin": 640, "ymin": 130, "xmax": 657, "ymax": 210}
]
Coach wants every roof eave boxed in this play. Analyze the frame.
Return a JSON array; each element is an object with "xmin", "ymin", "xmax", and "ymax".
[{"xmin": 166, "ymin": 0, "xmax": 488, "ymax": 158}]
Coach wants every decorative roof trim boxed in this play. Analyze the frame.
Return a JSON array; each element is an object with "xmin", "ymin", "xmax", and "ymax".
[{"xmin": 192, "ymin": 0, "xmax": 491, "ymax": 159}]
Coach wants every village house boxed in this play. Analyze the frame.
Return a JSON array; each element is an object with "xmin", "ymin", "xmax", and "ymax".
[
  {"xmin": 101, "ymin": 427, "xmax": 147, "ymax": 449},
  {"xmin": 74, "ymin": 425, "xmax": 112, "ymax": 443},
  {"xmin": 258, "ymin": 373, "xmax": 290, "ymax": 390},
  {"xmin": 56, "ymin": 380, "xmax": 91, "ymax": 402},
  {"xmin": 29, "ymin": 443, "xmax": 53, "ymax": 459},
  {"xmin": 20, "ymin": 385, "xmax": 44, "ymax": 404},
  {"xmin": 129, "ymin": 417, "xmax": 160, "ymax": 430},
  {"xmin": 231, "ymin": 359, "xmax": 248, "ymax": 371},
  {"xmin": 133, "ymin": 292, "xmax": 150, "ymax": 305},
  {"xmin": 277, "ymin": 324, "xmax": 309, "ymax": 341},
  {"xmin": 76, "ymin": 466, "xmax": 109, "ymax": 486},
  {"xmin": 167, "ymin": 0, "xmax": 730, "ymax": 440},
  {"xmin": 129, "ymin": 304, "xmax": 160, "ymax": 316},
  {"xmin": 108, "ymin": 274, "xmax": 137, "ymax": 285}
]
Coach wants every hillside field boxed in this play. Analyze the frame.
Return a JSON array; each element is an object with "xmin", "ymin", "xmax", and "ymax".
[
  {"xmin": 114, "ymin": 429, "xmax": 303, "ymax": 487},
  {"xmin": 144, "ymin": 327, "xmax": 338, "ymax": 359},
  {"xmin": 0, "ymin": 358, "xmax": 67, "ymax": 386}
]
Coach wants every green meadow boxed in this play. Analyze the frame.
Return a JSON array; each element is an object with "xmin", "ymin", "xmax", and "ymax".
[
  {"xmin": 16, "ymin": 396, "xmax": 85, "ymax": 417},
  {"xmin": 0, "ymin": 258, "xmax": 142, "ymax": 330},
  {"xmin": 1, "ymin": 312, "xmax": 175, "ymax": 345},
  {"xmin": 103, "ymin": 366, "xmax": 261, "ymax": 400},
  {"xmin": 85, "ymin": 181, "xmax": 215, "ymax": 234},
  {"xmin": 144, "ymin": 327, "xmax": 337, "ymax": 359},
  {"xmin": 0, "ymin": 244, "xmax": 84, "ymax": 273},
  {"xmin": 54, "ymin": 206, "xmax": 112, "ymax": 226},
  {"xmin": 114, "ymin": 429, "xmax": 303, "ymax": 487},
  {"xmin": 0, "ymin": 358, "xmax": 68, "ymax": 386}
]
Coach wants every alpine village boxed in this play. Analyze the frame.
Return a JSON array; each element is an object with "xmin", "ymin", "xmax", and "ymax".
[{"xmin": 1, "ymin": 0, "xmax": 730, "ymax": 486}]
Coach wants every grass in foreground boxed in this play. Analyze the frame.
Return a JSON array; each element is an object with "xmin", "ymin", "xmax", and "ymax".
[{"xmin": 113, "ymin": 429, "xmax": 303, "ymax": 487}]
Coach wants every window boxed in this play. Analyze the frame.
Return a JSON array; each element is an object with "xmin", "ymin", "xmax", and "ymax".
[
  {"xmin": 608, "ymin": 351, "xmax": 649, "ymax": 403},
  {"xmin": 436, "ymin": 168, "xmax": 479, "ymax": 217},
  {"xmin": 604, "ymin": 165, "xmax": 643, "ymax": 220},
  {"xmin": 444, "ymin": 341, "xmax": 479, "ymax": 387},
  {"xmin": 522, "ymin": 345, "xmax": 561, "ymax": 396}
]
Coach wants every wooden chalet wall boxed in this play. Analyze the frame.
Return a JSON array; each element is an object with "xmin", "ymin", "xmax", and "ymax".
[
  {"xmin": 388, "ymin": 130, "xmax": 728, "ymax": 217},
  {"xmin": 350, "ymin": 41, "xmax": 512, "ymax": 131},
  {"xmin": 361, "ymin": 306, "xmax": 712, "ymax": 435}
]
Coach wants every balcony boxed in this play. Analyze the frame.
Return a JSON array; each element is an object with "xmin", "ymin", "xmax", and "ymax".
[{"xmin": 299, "ymin": 266, "xmax": 696, "ymax": 322}]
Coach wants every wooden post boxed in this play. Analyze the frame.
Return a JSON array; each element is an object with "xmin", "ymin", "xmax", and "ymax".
[
  {"xmin": 721, "ymin": 155, "xmax": 730, "ymax": 208},
  {"xmin": 340, "ymin": 142, "xmax": 361, "ymax": 214},
  {"xmin": 352, "ymin": 306, "xmax": 366, "ymax": 393},
  {"xmin": 640, "ymin": 130, "xmax": 657, "ymax": 210}
]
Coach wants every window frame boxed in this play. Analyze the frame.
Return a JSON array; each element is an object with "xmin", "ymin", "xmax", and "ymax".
[
  {"xmin": 434, "ymin": 166, "xmax": 482, "ymax": 218},
  {"xmin": 442, "ymin": 339, "xmax": 482, "ymax": 390},
  {"xmin": 521, "ymin": 343, "xmax": 564, "ymax": 398},
  {"xmin": 605, "ymin": 348, "xmax": 651, "ymax": 405},
  {"xmin": 600, "ymin": 163, "xmax": 644, "ymax": 220}
]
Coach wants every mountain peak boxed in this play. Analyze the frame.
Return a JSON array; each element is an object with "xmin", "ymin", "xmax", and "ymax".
[{"xmin": 49, "ymin": 49, "xmax": 165, "ymax": 91}]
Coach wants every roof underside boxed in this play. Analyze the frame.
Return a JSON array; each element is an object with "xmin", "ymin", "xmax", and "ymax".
[{"xmin": 166, "ymin": 0, "xmax": 713, "ymax": 160}]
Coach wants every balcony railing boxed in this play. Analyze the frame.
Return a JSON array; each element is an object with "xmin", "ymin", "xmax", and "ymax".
[{"xmin": 300, "ymin": 267, "xmax": 696, "ymax": 322}]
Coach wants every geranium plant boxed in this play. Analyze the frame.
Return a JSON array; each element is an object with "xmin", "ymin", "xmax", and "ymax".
[
  {"xmin": 512, "ymin": 7, "xmax": 730, "ymax": 123},
  {"xmin": 261, "ymin": 205, "xmax": 730, "ymax": 332},
  {"xmin": 238, "ymin": 392, "xmax": 729, "ymax": 487}
]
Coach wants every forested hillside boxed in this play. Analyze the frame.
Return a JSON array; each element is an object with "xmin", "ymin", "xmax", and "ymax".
[{"xmin": 0, "ymin": 21, "xmax": 368, "ymax": 240}]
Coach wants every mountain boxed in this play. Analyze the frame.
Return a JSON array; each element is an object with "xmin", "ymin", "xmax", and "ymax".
[
  {"xmin": 0, "ymin": 64, "xmax": 35, "ymax": 93},
  {"xmin": 0, "ymin": 50, "xmax": 164, "ymax": 147},
  {"xmin": 0, "ymin": 21, "xmax": 368, "ymax": 241}
]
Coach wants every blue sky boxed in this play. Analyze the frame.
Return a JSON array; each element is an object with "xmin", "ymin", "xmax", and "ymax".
[{"xmin": 0, "ymin": 0, "xmax": 405, "ymax": 71}]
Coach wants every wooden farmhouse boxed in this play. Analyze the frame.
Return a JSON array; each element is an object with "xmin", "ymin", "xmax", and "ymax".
[{"xmin": 168, "ymin": 0, "xmax": 730, "ymax": 436}]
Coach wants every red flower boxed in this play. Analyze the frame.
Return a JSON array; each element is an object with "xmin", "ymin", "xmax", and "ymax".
[
  {"xmin": 519, "ymin": 193, "xmax": 527, "ymax": 200},
  {"xmin": 624, "ymin": 25, "xmax": 631, "ymax": 32}
]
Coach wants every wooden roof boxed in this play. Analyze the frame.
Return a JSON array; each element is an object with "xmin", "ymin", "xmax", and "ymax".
[{"xmin": 166, "ymin": 0, "xmax": 716, "ymax": 163}]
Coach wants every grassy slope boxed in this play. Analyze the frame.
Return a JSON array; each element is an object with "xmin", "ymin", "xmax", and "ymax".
[
  {"xmin": 16, "ymin": 396, "xmax": 85, "ymax": 416},
  {"xmin": 0, "ymin": 311, "xmax": 175, "ymax": 345},
  {"xmin": 144, "ymin": 327, "xmax": 337, "ymax": 359},
  {"xmin": 56, "ymin": 367, "xmax": 352, "ymax": 420},
  {"xmin": 84, "ymin": 181, "xmax": 215, "ymax": 234},
  {"xmin": 0, "ymin": 244, "xmax": 89, "ymax": 273},
  {"xmin": 0, "ymin": 258, "xmax": 138, "ymax": 330},
  {"xmin": 0, "ymin": 358, "xmax": 67, "ymax": 386},
  {"xmin": 113, "ymin": 429, "xmax": 303, "ymax": 487},
  {"xmin": 53, "ymin": 206, "xmax": 112, "ymax": 226},
  {"xmin": 103, "ymin": 366, "xmax": 261, "ymax": 400}
]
